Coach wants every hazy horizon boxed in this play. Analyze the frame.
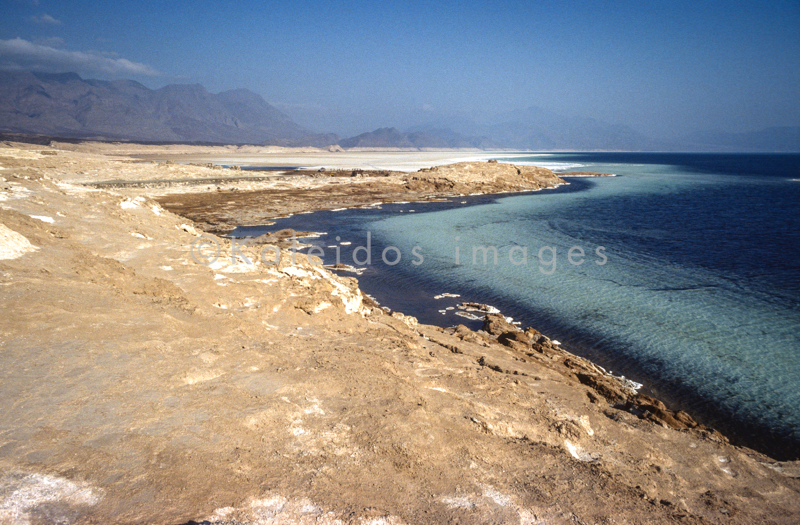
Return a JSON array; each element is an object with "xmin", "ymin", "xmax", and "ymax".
[{"xmin": 1, "ymin": 1, "xmax": 798, "ymax": 139}]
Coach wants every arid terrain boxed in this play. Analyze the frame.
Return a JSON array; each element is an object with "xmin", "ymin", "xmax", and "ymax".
[{"xmin": 0, "ymin": 140, "xmax": 799, "ymax": 524}]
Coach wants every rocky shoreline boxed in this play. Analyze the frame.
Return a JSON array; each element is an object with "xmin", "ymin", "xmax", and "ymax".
[
  {"xmin": 154, "ymin": 161, "xmax": 575, "ymax": 234},
  {"xmin": 1, "ymin": 140, "xmax": 799, "ymax": 524}
]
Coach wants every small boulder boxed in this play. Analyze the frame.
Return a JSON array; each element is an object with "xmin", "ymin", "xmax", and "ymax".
[
  {"xmin": 483, "ymin": 313, "xmax": 519, "ymax": 336},
  {"xmin": 498, "ymin": 331, "xmax": 531, "ymax": 346}
]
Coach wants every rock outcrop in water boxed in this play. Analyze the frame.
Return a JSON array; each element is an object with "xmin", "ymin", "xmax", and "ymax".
[{"xmin": 411, "ymin": 161, "xmax": 564, "ymax": 193}]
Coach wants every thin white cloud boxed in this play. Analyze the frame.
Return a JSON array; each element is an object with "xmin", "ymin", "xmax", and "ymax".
[
  {"xmin": 34, "ymin": 36, "xmax": 64, "ymax": 48},
  {"xmin": 27, "ymin": 13, "xmax": 61, "ymax": 25},
  {"xmin": 0, "ymin": 38, "xmax": 160, "ymax": 77}
]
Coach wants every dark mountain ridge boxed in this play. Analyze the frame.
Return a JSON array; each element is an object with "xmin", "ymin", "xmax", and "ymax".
[{"xmin": 0, "ymin": 70, "xmax": 320, "ymax": 145}]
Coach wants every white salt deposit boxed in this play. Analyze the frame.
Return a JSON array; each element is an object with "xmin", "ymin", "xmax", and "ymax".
[{"xmin": 0, "ymin": 224, "xmax": 38, "ymax": 260}]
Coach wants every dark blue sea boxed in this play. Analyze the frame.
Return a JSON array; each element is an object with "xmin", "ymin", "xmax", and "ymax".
[{"xmin": 235, "ymin": 153, "xmax": 800, "ymax": 460}]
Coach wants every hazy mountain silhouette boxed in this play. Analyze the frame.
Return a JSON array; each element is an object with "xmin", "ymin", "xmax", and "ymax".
[
  {"xmin": 675, "ymin": 127, "xmax": 800, "ymax": 152},
  {"xmin": 481, "ymin": 106, "xmax": 663, "ymax": 151},
  {"xmin": 401, "ymin": 107, "xmax": 667, "ymax": 151}
]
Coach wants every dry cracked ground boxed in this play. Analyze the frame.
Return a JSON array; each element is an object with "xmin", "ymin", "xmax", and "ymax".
[{"xmin": 0, "ymin": 141, "xmax": 798, "ymax": 524}]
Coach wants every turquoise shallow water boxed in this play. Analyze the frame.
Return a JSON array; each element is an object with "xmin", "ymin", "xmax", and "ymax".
[{"xmin": 237, "ymin": 153, "xmax": 800, "ymax": 459}]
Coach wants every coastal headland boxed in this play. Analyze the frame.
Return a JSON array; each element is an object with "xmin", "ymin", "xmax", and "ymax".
[{"xmin": 1, "ymin": 140, "xmax": 798, "ymax": 524}]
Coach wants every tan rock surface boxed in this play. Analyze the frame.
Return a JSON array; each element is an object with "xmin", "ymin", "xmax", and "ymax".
[
  {"xmin": 153, "ymin": 161, "xmax": 568, "ymax": 233},
  {"xmin": 0, "ymin": 141, "xmax": 798, "ymax": 524}
]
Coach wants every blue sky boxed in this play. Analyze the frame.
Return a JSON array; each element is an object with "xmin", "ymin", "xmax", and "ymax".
[{"xmin": 1, "ymin": 0, "xmax": 798, "ymax": 137}]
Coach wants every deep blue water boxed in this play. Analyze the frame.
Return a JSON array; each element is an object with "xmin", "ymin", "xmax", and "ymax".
[{"xmin": 235, "ymin": 153, "xmax": 800, "ymax": 460}]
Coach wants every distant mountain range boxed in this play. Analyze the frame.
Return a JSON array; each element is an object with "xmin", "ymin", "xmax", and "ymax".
[
  {"xmin": 1, "ymin": 71, "xmax": 798, "ymax": 152},
  {"xmin": 0, "ymin": 71, "xmax": 333, "ymax": 146}
]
